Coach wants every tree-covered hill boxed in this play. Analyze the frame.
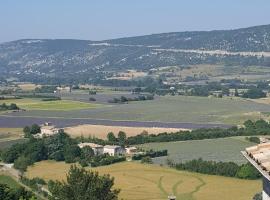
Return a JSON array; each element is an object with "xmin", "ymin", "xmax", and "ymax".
[{"xmin": 0, "ymin": 24, "xmax": 270, "ymax": 84}]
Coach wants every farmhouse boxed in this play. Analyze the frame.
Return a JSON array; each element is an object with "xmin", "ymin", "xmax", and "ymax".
[
  {"xmin": 78, "ymin": 143, "xmax": 104, "ymax": 155},
  {"xmin": 103, "ymin": 145, "xmax": 125, "ymax": 156},
  {"xmin": 35, "ymin": 123, "xmax": 62, "ymax": 138}
]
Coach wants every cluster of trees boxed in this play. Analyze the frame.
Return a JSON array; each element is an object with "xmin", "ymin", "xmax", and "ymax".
[
  {"xmin": 0, "ymin": 89, "xmax": 14, "ymax": 95},
  {"xmin": 242, "ymin": 88, "xmax": 266, "ymax": 99},
  {"xmin": 126, "ymin": 119, "xmax": 270, "ymax": 145},
  {"xmin": 107, "ymin": 131, "xmax": 127, "ymax": 147},
  {"xmin": 141, "ymin": 156, "xmax": 153, "ymax": 164},
  {"xmin": 34, "ymin": 85, "xmax": 57, "ymax": 93},
  {"xmin": 23, "ymin": 124, "xmax": 41, "ymax": 137},
  {"xmin": 80, "ymin": 154, "xmax": 126, "ymax": 167},
  {"xmin": 132, "ymin": 150, "xmax": 168, "ymax": 160},
  {"xmin": 245, "ymin": 136, "xmax": 260, "ymax": 144},
  {"xmin": 171, "ymin": 158, "xmax": 260, "ymax": 180},
  {"xmin": 108, "ymin": 95, "xmax": 154, "ymax": 103},
  {"xmin": 253, "ymin": 193, "xmax": 262, "ymax": 200},
  {"xmin": 21, "ymin": 177, "xmax": 48, "ymax": 198},
  {"xmin": 0, "ymin": 183, "xmax": 36, "ymax": 200},
  {"xmin": 2, "ymin": 132, "xmax": 80, "ymax": 171},
  {"xmin": 0, "ymin": 103, "xmax": 19, "ymax": 111},
  {"xmin": 2, "ymin": 131, "xmax": 127, "ymax": 171},
  {"xmin": 41, "ymin": 97, "xmax": 61, "ymax": 101},
  {"xmin": 48, "ymin": 165, "xmax": 120, "ymax": 200}
]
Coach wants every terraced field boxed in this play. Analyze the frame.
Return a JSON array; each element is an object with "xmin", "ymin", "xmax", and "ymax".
[{"xmin": 26, "ymin": 161, "xmax": 261, "ymax": 200}]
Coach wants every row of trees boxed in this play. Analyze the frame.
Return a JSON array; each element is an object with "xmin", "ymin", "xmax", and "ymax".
[
  {"xmin": 171, "ymin": 158, "xmax": 260, "ymax": 180},
  {"xmin": 132, "ymin": 150, "xmax": 168, "ymax": 160},
  {"xmin": 0, "ymin": 103, "xmax": 19, "ymax": 111},
  {"xmin": 77, "ymin": 119, "xmax": 270, "ymax": 146},
  {"xmin": 107, "ymin": 95, "xmax": 154, "ymax": 104},
  {"xmin": 125, "ymin": 119, "xmax": 270, "ymax": 145}
]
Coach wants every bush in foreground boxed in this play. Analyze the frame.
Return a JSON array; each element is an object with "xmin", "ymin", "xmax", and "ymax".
[{"xmin": 48, "ymin": 165, "xmax": 120, "ymax": 200}]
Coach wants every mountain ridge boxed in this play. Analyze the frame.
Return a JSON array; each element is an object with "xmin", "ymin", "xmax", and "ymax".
[{"xmin": 1, "ymin": 24, "xmax": 270, "ymax": 84}]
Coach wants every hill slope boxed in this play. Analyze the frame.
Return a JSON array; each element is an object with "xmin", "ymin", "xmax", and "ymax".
[{"xmin": 1, "ymin": 24, "xmax": 270, "ymax": 83}]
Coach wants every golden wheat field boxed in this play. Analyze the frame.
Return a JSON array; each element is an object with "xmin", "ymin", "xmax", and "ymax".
[
  {"xmin": 26, "ymin": 161, "xmax": 261, "ymax": 200},
  {"xmin": 64, "ymin": 124, "xmax": 184, "ymax": 139}
]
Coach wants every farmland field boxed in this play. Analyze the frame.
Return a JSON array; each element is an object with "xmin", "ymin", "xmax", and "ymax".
[
  {"xmin": 26, "ymin": 161, "xmax": 261, "ymax": 200},
  {"xmin": 0, "ymin": 128, "xmax": 26, "ymax": 150},
  {"xmin": 140, "ymin": 137, "xmax": 255, "ymax": 165},
  {"xmin": 4, "ymin": 96, "xmax": 270, "ymax": 125},
  {"xmin": 65, "ymin": 124, "xmax": 184, "ymax": 139},
  {"xmin": 0, "ymin": 98, "xmax": 104, "ymax": 111},
  {"xmin": 0, "ymin": 175, "xmax": 20, "ymax": 188}
]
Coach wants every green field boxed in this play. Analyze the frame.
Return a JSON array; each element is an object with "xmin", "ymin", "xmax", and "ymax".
[
  {"xmin": 7, "ymin": 95, "xmax": 270, "ymax": 125},
  {"xmin": 26, "ymin": 161, "xmax": 261, "ymax": 200},
  {"xmin": 0, "ymin": 98, "xmax": 104, "ymax": 111},
  {"xmin": 0, "ymin": 175, "xmax": 20, "ymax": 188},
  {"xmin": 140, "ymin": 137, "xmax": 255, "ymax": 165}
]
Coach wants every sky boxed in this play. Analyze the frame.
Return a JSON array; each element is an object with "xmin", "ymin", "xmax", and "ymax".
[{"xmin": 0, "ymin": 0, "xmax": 270, "ymax": 43}]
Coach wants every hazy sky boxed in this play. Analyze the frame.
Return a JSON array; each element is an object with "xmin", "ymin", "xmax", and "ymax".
[{"xmin": 0, "ymin": 0, "xmax": 270, "ymax": 43}]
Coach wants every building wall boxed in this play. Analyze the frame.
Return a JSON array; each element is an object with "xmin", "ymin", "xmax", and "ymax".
[
  {"xmin": 104, "ymin": 148, "xmax": 115, "ymax": 156},
  {"xmin": 263, "ymin": 177, "xmax": 270, "ymax": 200},
  {"xmin": 263, "ymin": 191, "xmax": 270, "ymax": 200},
  {"xmin": 93, "ymin": 147, "xmax": 104, "ymax": 156}
]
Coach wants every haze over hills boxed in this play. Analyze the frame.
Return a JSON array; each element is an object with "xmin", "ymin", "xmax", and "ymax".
[{"xmin": 0, "ymin": 24, "xmax": 270, "ymax": 84}]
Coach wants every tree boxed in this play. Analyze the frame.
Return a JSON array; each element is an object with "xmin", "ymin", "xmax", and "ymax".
[
  {"xmin": 9, "ymin": 103, "xmax": 19, "ymax": 110},
  {"xmin": 23, "ymin": 126, "xmax": 31, "ymax": 137},
  {"xmin": 107, "ymin": 132, "xmax": 117, "ymax": 144},
  {"xmin": 236, "ymin": 164, "xmax": 260, "ymax": 179},
  {"xmin": 242, "ymin": 88, "xmax": 266, "ymax": 99},
  {"xmin": 0, "ymin": 183, "xmax": 36, "ymax": 200},
  {"xmin": 253, "ymin": 193, "xmax": 262, "ymax": 200},
  {"xmin": 235, "ymin": 88, "xmax": 239, "ymax": 97},
  {"xmin": 141, "ymin": 156, "xmax": 153, "ymax": 164},
  {"xmin": 118, "ymin": 131, "xmax": 126, "ymax": 147},
  {"xmin": 30, "ymin": 124, "xmax": 41, "ymax": 135},
  {"xmin": 48, "ymin": 165, "xmax": 120, "ymax": 200},
  {"xmin": 63, "ymin": 145, "xmax": 81, "ymax": 163},
  {"xmin": 81, "ymin": 146, "xmax": 94, "ymax": 159},
  {"xmin": 14, "ymin": 156, "xmax": 33, "ymax": 172},
  {"xmin": 120, "ymin": 96, "xmax": 128, "ymax": 103}
]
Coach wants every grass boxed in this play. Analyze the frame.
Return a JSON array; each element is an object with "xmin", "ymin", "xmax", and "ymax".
[
  {"xmin": 0, "ymin": 128, "xmax": 26, "ymax": 150},
  {"xmin": 26, "ymin": 161, "xmax": 261, "ymax": 200},
  {"xmin": 139, "ymin": 137, "xmax": 255, "ymax": 165},
  {"xmin": 0, "ymin": 175, "xmax": 20, "ymax": 188},
  {"xmin": 0, "ymin": 128, "xmax": 23, "ymax": 138},
  {"xmin": 0, "ymin": 138, "xmax": 27, "ymax": 150},
  {"xmin": 0, "ymin": 98, "xmax": 104, "ymax": 111}
]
